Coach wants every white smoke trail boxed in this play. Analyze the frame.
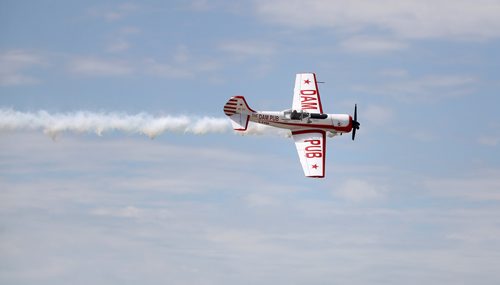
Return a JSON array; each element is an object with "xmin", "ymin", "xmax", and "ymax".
[
  {"xmin": 0, "ymin": 109, "xmax": 290, "ymax": 139},
  {"xmin": 238, "ymin": 123, "xmax": 291, "ymax": 138}
]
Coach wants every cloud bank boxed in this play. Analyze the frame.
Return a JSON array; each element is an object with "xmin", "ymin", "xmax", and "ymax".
[{"xmin": 257, "ymin": 0, "xmax": 500, "ymax": 40}]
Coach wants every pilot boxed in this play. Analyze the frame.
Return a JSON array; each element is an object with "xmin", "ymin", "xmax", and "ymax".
[{"xmin": 291, "ymin": 110, "xmax": 300, "ymax": 120}]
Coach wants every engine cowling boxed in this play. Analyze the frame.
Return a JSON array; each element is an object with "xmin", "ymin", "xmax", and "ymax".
[{"xmin": 329, "ymin": 114, "xmax": 351, "ymax": 132}]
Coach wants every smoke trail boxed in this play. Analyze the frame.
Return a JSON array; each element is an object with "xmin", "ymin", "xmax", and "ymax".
[
  {"xmin": 0, "ymin": 109, "xmax": 290, "ymax": 139},
  {"xmin": 237, "ymin": 123, "xmax": 291, "ymax": 138}
]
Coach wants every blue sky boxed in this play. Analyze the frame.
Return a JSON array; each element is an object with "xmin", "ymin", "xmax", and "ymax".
[{"xmin": 1, "ymin": 1, "xmax": 500, "ymax": 284}]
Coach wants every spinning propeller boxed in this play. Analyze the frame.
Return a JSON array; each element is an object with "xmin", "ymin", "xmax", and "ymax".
[{"xmin": 352, "ymin": 104, "xmax": 360, "ymax": 141}]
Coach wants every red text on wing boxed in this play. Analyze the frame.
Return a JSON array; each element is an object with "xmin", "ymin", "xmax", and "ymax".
[{"xmin": 304, "ymin": 139, "xmax": 322, "ymax": 158}]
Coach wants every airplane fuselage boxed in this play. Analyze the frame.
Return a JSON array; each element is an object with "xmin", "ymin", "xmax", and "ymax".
[{"xmin": 249, "ymin": 110, "xmax": 353, "ymax": 136}]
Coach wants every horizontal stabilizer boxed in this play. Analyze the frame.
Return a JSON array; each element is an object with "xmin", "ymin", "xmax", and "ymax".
[{"xmin": 228, "ymin": 113, "xmax": 250, "ymax": 131}]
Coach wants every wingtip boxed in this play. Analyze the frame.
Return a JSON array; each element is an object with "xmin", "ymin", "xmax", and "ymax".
[{"xmin": 306, "ymin": 175, "xmax": 325, "ymax": 179}]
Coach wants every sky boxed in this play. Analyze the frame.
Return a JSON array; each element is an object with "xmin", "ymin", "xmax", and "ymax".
[{"xmin": 1, "ymin": 0, "xmax": 500, "ymax": 284}]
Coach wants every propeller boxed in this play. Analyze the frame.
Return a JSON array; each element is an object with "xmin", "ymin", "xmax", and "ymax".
[{"xmin": 352, "ymin": 104, "xmax": 360, "ymax": 141}]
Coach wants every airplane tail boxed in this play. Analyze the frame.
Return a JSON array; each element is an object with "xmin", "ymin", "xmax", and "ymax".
[{"xmin": 223, "ymin": 96, "xmax": 256, "ymax": 131}]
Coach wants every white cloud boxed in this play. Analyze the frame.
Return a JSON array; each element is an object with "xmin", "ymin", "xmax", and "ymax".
[
  {"xmin": 0, "ymin": 50, "xmax": 44, "ymax": 86},
  {"xmin": 256, "ymin": 0, "xmax": 500, "ymax": 40},
  {"xmin": 186, "ymin": 1, "xmax": 251, "ymax": 14},
  {"xmin": 339, "ymin": 36, "xmax": 408, "ymax": 53},
  {"xmin": 189, "ymin": 0, "xmax": 212, "ymax": 11},
  {"xmin": 205, "ymin": 229, "xmax": 284, "ymax": 256},
  {"xmin": 144, "ymin": 46, "xmax": 222, "ymax": 79},
  {"xmin": 245, "ymin": 193, "xmax": 280, "ymax": 207},
  {"xmin": 65, "ymin": 44, "xmax": 223, "ymax": 80},
  {"xmin": 172, "ymin": 45, "xmax": 191, "ymax": 64},
  {"xmin": 0, "ymin": 74, "xmax": 39, "ymax": 86},
  {"xmin": 379, "ymin": 68, "xmax": 409, "ymax": 77},
  {"xmin": 350, "ymin": 104, "xmax": 394, "ymax": 134},
  {"xmin": 364, "ymin": 105, "xmax": 394, "ymax": 126},
  {"xmin": 105, "ymin": 27, "xmax": 141, "ymax": 53},
  {"xmin": 354, "ymin": 74, "xmax": 478, "ymax": 102},
  {"xmin": 106, "ymin": 39, "xmax": 130, "ymax": 53},
  {"xmin": 446, "ymin": 226, "xmax": 500, "ymax": 243},
  {"xmin": 411, "ymin": 131, "xmax": 436, "ymax": 142},
  {"xmin": 119, "ymin": 26, "xmax": 141, "ymax": 35},
  {"xmin": 334, "ymin": 179, "xmax": 385, "ymax": 202},
  {"xmin": 2, "ymin": 133, "xmax": 500, "ymax": 284},
  {"xmin": 0, "ymin": 50, "xmax": 43, "ymax": 66},
  {"xmin": 91, "ymin": 206, "xmax": 142, "ymax": 218},
  {"xmin": 478, "ymin": 136, "xmax": 500, "ymax": 146},
  {"xmin": 425, "ymin": 170, "xmax": 500, "ymax": 200},
  {"xmin": 144, "ymin": 59, "xmax": 194, "ymax": 79},
  {"xmin": 89, "ymin": 3, "xmax": 139, "ymax": 22},
  {"xmin": 219, "ymin": 41, "xmax": 276, "ymax": 57},
  {"xmin": 68, "ymin": 57, "xmax": 133, "ymax": 76}
]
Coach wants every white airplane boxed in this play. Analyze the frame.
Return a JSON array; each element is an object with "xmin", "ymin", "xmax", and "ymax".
[{"xmin": 223, "ymin": 73, "xmax": 360, "ymax": 178}]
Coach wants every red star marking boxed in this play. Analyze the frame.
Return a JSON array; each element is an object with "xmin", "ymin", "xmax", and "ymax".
[
  {"xmin": 304, "ymin": 79, "xmax": 311, "ymax": 84},
  {"xmin": 312, "ymin": 164, "xmax": 318, "ymax": 169}
]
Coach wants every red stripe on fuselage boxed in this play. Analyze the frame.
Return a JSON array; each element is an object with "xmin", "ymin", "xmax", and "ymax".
[{"xmin": 275, "ymin": 121, "xmax": 351, "ymax": 132}]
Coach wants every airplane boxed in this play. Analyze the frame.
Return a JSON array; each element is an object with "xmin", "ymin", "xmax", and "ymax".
[{"xmin": 223, "ymin": 73, "xmax": 360, "ymax": 178}]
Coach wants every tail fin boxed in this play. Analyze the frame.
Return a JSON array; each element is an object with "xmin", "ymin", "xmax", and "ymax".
[{"xmin": 223, "ymin": 96, "xmax": 255, "ymax": 131}]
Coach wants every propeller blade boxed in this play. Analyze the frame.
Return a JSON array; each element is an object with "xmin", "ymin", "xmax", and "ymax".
[{"xmin": 352, "ymin": 104, "xmax": 359, "ymax": 141}]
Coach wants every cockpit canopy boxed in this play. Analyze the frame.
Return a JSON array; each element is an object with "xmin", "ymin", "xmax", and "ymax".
[
  {"xmin": 283, "ymin": 109, "xmax": 308, "ymax": 120},
  {"xmin": 283, "ymin": 109, "xmax": 328, "ymax": 120}
]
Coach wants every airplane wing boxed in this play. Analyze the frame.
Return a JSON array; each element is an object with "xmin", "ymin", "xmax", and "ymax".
[
  {"xmin": 292, "ymin": 130, "xmax": 326, "ymax": 178},
  {"xmin": 292, "ymin": 73, "xmax": 323, "ymax": 113}
]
